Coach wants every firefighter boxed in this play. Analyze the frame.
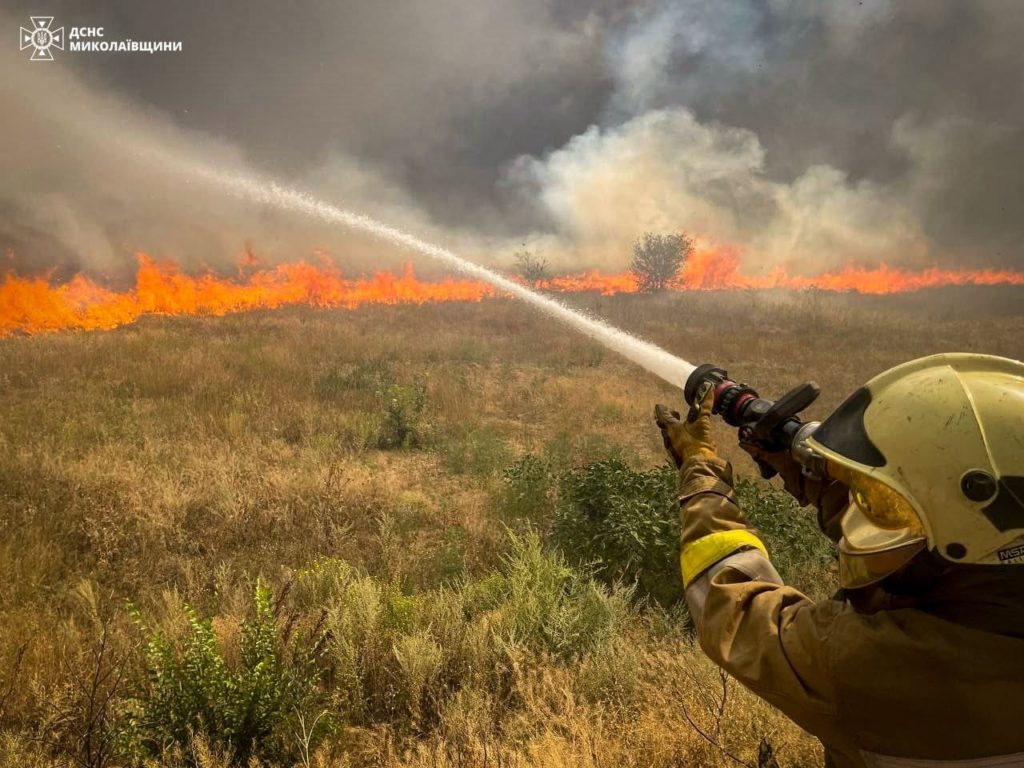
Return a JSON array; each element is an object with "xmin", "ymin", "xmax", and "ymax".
[{"xmin": 654, "ymin": 353, "xmax": 1024, "ymax": 767}]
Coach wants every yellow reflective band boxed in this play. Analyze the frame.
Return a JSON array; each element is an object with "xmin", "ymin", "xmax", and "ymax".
[{"xmin": 680, "ymin": 530, "xmax": 769, "ymax": 587}]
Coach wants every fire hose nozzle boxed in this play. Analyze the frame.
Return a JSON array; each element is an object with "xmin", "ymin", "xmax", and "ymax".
[{"xmin": 683, "ymin": 363, "xmax": 823, "ymax": 475}]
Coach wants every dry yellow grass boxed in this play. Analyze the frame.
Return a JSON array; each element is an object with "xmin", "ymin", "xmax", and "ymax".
[{"xmin": 0, "ymin": 287, "xmax": 1021, "ymax": 767}]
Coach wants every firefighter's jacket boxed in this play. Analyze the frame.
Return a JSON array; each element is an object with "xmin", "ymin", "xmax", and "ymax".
[{"xmin": 679, "ymin": 455, "xmax": 1024, "ymax": 768}]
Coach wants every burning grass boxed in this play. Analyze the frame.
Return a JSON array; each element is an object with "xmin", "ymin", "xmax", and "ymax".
[
  {"xmin": 0, "ymin": 288, "xmax": 1021, "ymax": 766},
  {"xmin": 4, "ymin": 250, "xmax": 1024, "ymax": 337}
]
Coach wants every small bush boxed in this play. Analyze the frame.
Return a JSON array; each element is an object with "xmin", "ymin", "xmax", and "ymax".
[
  {"xmin": 489, "ymin": 531, "xmax": 630, "ymax": 660},
  {"xmin": 317, "ymin": 361, "xmax": 430, "ymax": 450},
  {"xmin": 540, "ymin": 457, "xmax": 836, "ymax": 606},
  {"xmin": 377, "ymin": 379, "xmax": 428, "ymax": 449},
  {"xmin": 316, "ymin": 531, "xmax": 629, "ymax": 732},
  {"xmin": 630, "ymin": 232, "xmax": 693, "ymax": 292},
  {"xmin": 498, "ymin": 454, "xmax": 558, "ymax": 527},
  {"xmin": 513, "ymin": 250, "xmax": 548, "ymax": 284},
  {"xmin": 133, "ymin": 581, "xmax": 327, "ymax": 764},
  {"xmin": 553, "ymin": 459, "xmax": 681, "ymax": 606}
]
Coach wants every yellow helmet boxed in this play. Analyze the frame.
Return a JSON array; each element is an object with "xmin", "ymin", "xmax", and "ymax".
[{"xmin": 806, "ymin": 353, "xmax": 1024, "ymax": 589}]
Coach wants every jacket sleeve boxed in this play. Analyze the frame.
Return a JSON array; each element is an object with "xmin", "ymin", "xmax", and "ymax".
[{"xmin": 678, "ymin": 454, "xmax": 856, "ymax": 751}]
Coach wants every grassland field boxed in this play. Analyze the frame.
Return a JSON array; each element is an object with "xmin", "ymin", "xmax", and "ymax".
[{"xmin": 1, "ymin": 286, "xmax": 1022, "ymax": 768}]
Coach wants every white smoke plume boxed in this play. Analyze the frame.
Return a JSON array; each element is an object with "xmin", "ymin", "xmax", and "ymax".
[
  {"xmin": 0, "ymin": 13, "xmax": 499, "ymax": 278},
  {"xmin": 1, "ymin": 1, "xmax": 1022, "ymax": 277},
  {"xmin": 507, "ymin": 108, "xmax": 928, "ymax": 273}
]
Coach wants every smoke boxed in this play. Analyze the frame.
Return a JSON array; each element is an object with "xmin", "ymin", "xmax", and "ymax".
[
  {"xmin": 506, "ymin": 0, "xmax": 1023, "ymax": 272},
  {"xmin": 1, "ymin": 1, "xmax": 1022, "ymax": 277},
  {"xmin": 507, "ymin": 108, "xmax": 927, "ymax": 273},
  {"xmin": 606, "ymin": 0, "xmax": 770, "ymax": 116},
  {"xmin": 0, "ymin": 19, "xmax": 495, "ymax": 278}
]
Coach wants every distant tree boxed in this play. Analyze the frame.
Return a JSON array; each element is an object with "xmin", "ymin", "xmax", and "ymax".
[
  {"xmin": 630, "ymin": 232, "xmax": 693, "ymax": 292},
  {"xmin": 513, "ymin": 250, "xmax": 549, "ymax": 285}
]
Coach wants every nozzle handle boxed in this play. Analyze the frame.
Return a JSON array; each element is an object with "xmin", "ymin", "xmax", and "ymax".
[{"xmin": 748, "ymin": 381, "xmax": 820, "ymax": 444}]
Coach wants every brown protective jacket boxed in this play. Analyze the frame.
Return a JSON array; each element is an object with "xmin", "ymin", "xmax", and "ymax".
[{"xmin": 679, "ymin": 455, "xmax": 1024, "ymax": 768}]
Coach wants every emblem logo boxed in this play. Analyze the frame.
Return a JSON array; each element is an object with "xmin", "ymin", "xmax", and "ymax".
[{"xmin": 20, "ymin": 16, "xmax": 65, "ymax": 61}]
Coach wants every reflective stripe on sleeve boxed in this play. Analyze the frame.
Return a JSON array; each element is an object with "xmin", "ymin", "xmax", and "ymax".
[
  {"xmin": 680, "ymin": 529, "xmax": 769, "ymax": 587},
  {"xmin": 684, "ymin": 548, "xmax": 782, "ymax": 624}
]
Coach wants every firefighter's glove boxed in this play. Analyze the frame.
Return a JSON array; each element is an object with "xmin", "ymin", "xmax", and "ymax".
[
  {"xmin": 740, "ymin": 442, "xmax": 850, "ymax": 522},
  {"xmin": 654, "ymin": 387, "xmax": 717, "ymax": 470},
  {"xmin": 740, "ymin": 441, "xmax": 808, "ymax": 501}
]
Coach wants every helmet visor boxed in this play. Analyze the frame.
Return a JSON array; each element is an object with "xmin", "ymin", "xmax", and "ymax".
[
  {"xmin": 830, "ymin": 463, "xmax": 928, "ymax": 589},
  {"xmin": 826, "ymin": 460, "xmax": 924, "ymax": 535}
]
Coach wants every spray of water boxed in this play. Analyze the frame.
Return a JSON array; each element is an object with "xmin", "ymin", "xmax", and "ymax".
[{"xmin": 170, "ymin": 158, "xmax": 695, "ymax": 387}]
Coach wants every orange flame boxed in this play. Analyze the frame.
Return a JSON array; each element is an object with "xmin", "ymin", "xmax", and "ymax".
[
  {"xmin": 673, "ymin": 247, "xmax": 1024, "ymax": 293},
  {"xmin": 2, "ymin": 249, "xmax": 1023, "ymax": 337},
  {"xmin": 0, "ymin": 255, "xmax": 494, "ymax": 337},
  {"xmin": 538, "ymin": 270, "xmax": 639, "ymax": 295}
]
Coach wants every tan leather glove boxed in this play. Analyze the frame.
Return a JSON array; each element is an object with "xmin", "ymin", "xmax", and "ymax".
[
  {"xmin": 739, "ymin": 441, "xmax": 808, "ymax": 500},
  {"xmin": 740, "ymin": 441, "xmax": 850, "ymax": 538},
  {"xmin": 654, "ymin": 386, "xmax": 717, "ymax": 469}
]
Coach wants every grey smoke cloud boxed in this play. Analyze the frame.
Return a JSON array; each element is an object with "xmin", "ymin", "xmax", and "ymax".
[
  {"xmin": 0, "ymin": 0, "xmax": 1021, "ymax": 276},
  {"xmin": 0, "ymin": 9, "xmax": 512, "ymax": 277},
  {"xmin": 507, "ymin": 108, "xmax": 928, "ymax": 273}
]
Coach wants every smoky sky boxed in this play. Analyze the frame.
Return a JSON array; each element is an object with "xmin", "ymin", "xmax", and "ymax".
[{"xmin": 1, "ymin": 0, "xmax": 1022, "ymax": 276}]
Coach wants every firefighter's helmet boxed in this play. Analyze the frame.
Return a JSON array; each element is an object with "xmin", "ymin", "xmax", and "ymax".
[{"xmin": 806, "ymin": 353, "xmax": 1024, "ymax": 588}]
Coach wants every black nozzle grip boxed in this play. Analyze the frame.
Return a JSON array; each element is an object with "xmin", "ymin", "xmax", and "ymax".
[{"xmin": 748, "ymin": 381, "xmax": 820, "ymax": 444}]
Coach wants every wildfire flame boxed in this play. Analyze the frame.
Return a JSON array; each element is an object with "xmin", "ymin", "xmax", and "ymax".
[
  {"xmin": 540, "ymin": 247, "xmax": 1024, "ymax": 295},
  {"xmin": 2, "ymin": 249, "xmax": 1023, "ymax": 337}
]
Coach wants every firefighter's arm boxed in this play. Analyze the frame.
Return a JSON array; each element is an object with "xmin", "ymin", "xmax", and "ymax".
[
  {"xmin": 655, "ymin": 399, "xmax": 853, "ymax": 749},
  {"xmin": 678, "ymin": 455, "xmax": 854, "ymax": 751}
]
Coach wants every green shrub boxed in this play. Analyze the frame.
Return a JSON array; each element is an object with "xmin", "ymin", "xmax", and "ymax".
[
  {"xmin": 542, "ymin": 457, "xmax": 836, "ymax": 606},
  {"xmin": 630, "ymin": 231, "xmax": 693, "ymax": 292},
  {"xmin": 487, "ymin": 531, "xmax": 631, "ymax": 660},
  {"xmin": 133, "ymin": 581, "xmax": 327, "ymax": 764},
  {"xmin": 737, "ymin": 478, "xmax": 837, "ymax": 597},
  {"xmin": 316, "ymin": 361, "xmax": 429, "ymax": 450},
  {"xmin": 552, "ymin": 459, "xmax": 681, "ymax": 606},
  {"xmin": 377, "ymin": 378, "xmax": 428, "ymax": 449},
  {"xmin": 315, "ymin": 531, "xmax": 629, "ymax": 733},
  {"xmin": 498, "ymin": 454, "xmax": 557, "ymax": 527}
]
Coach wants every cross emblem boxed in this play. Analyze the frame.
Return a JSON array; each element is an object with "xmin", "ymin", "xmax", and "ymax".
[{"xmin": 19, "ymin": 16, "xmax": 64, "ymax": 61}]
